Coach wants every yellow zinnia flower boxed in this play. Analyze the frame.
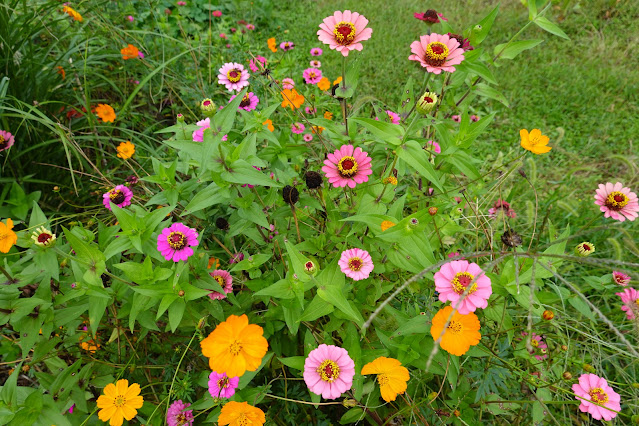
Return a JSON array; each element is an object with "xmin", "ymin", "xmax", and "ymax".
[
  {"xmin": 430, "ymin": 306, "xmax": 481, "ymax": 356},
  {"xmin": 116, "ymin": 141, "xmax": 135, "ymax": 159},
  {"xmin": 0, "ymin": 218, "xmax": 18, "ymax": 253},
  {"xmin": 361, "ymin": 357, "xmax": 410, "ymax": 402},
  {"xmin": 96, "ymin": 104, "xmax": 116, "ymax": 123},
  {"xmin": 96, "ymin": 379, "xmax": 144, "ymax": 426},
  {"xmin": 520, "ymin": 128, "xmax": 551, "ymax": 154},
  {"xmin": 218, "ymin": 401, "xmax": 266, "ymax": 426},
  {"xmin": 200, "ymin": 314, "xmax": 268, "ymax": 377}
]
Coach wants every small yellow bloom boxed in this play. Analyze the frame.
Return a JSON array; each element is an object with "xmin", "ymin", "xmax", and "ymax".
[
  {"xmin": 361, "ymin": 357, "xmax": 409, "ymax": 402},
  {"xmin": 324, "ymin": 111, "xmax": 333, "ymax": 120},
  {"xmin": 262, "ymin": 119, "xmax": 274, "ymax": 132},
  {"xmin": 218, "ymin": 401, "xmax": 265, "ymax": 426},
  {"xmin": 381, "ymin": 220, "xmax": 396, "ymax": 231},
  {"xmin": 317, "ymin": 77, "xmax": 331, "ymax": 91},
  {"xmin": 116, "ymin": 141, "xmax": 135, "ymax": 159},
  {"xmin": 0, "ymin": 218, "xmax": 18, "ymax": 253},
  {"xmin": 96, "ymin": 379, "xmax": 144, "ymax": 426},
  {"xmin": 520, "ymin": 128, "xmax": 551, "ymax": 154}
]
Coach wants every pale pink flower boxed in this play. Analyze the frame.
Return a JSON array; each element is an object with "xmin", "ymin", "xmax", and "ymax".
[
  {"xmin": 303, "ymin": 344, "xmax": 355, "ymax": 399},
  {"xmin": 303, "ymin": 68, "xmax": 322, "ymax": 84},
  {"xmin": 249, "ymin": 55, "xmax": 267, "ymax": 72},
  {"xmin": 305, "ymin": 107, "xmax": 317, "ymax": 115},
  {"xmin": 282, "ymin": 78, "xmax": 295, "ymax": 90},
  {"xmin": 616, "ymin": 287, "xmax": 639, "ymax": 320},
  {"xmin": 572, "ymin": 373, "xmax": 621, "ymax": 421},
  {"xmin": 167, "ymin": 400, "xmax": 193, "ymax": 426},
  {"xmin": 612, "ymin": 271, "xmax": 631, "ymax": 286},
  {"xmin": 338, "ymin": 248, "xmax": 374, "ymax": 281},
  {"xmin": 0, "ymin": 130, "xmax": 15, "ymax": 151},
  {"xmin": 322, "ymin": 144, "xmax": 373, "ymax": 188},
  {"xmin": 310, "ymin": 47, "xmax": 323, "ymax": 56},
  {"xmin": 192, "ymin": 117, "xmax": 210, "ymax": 142},
  {"xmin": 386, "ymin": 110, "xmax": 400, "ymax": 124},
  {"xmin": 208, "ymin": 269, "xmax": 233, "ymax": 300},
  {"xmin": 303, "ymin": 134, "xmax": 313, "ymax": 142},
  {"xmin": 409, "ymin": 33, "xmax": 465, "ymax": 74},
  {"xmin": 451, "ymin": 115, "xmax": 461, "ymax": 122},
  {"xmin": 218, "ymin": 62, "xmax": 250, "ymax": 92},
  {"xmin": 310, "ymin": 60, "xmax": 321, "ymax": 68},
  {"xmin": 208, "ymin": 372, "xmax": 239, "ymax": 398},
  {"xmin": 594, "ymin": 182, "xmax": 639, "ymax": 222},
  {"xmin": 434, "ymin": 260, "xmax": 492, "ymax": 314},
  {"xmin": 291, "ymin": 123, "xmax": 305, "ymax": 134},
  {"xmin": 280, "ymin": 41, "xmax": 295, "ymax": 51},
  {"xmin": 317, "ymin": 10, "xmax": 373, "ymax": 57},
  {"xmin": 426, "ymin": 140, "xmax": 441, "ymax": 155}
]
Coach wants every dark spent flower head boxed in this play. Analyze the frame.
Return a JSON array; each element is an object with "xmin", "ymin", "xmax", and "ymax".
[
  {"xmin": 282, "ymin": 185, "xmax": 299, "ymax": 204},
  {"xmin": 415, "ymin": 9, "xmax": 440, "ymax": 23},
  {"xmin": 304, "ymin": 171, "xmax": 323, "ymax": 189},
  {"xmin": 447, "ymin": 33, "xmax": 474, "ymax": 51},
  {"xmin": 125, "ymin": 175, "xmax": 138, "ymax": 186},
  {"xmin": 501, "ymin": 229, "xmax": 523, "ymax": 248},
  {"xmin": 215, "ymin": 217, "xmax": 230, "ymax": 231}
]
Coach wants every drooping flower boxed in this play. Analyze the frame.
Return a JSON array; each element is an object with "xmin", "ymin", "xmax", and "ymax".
[
  {"xmin": 575, "ymin": 242, "xmax": 595, "ymax": 257},
  {"xmin": 229, "ymin": 92, "xmax": 259, "ymax": 111},
  {"xmin": 594, "ymin": 182, "xmax": 639, "ymax": 222},
  {"xmin": 280, "ymin": 41, "xmax": 295, "ymax": 51},
  {"xmin": 0, "ymin": 218, "xmax": 18, "ymax": 254},
  {"xmin": 522, "ymin": 332, "xmax": 548, "ymax": 361},
  {"xmin": 447, "ymin": 33, "xmax": 474, "ymax": 51},
  {"xmin": 208, "ymin": 372, "xmax": 239, "ymax": 398},
  {"xmin": 488, "ymin": 199, "xmax": 516, "ymax": 219},
  {"xmin": 157, "ymin": 222, "xmax": 199, "ymax": 262},
  {"xmin": 116, "ymin": 141, "xmax": 135, "ymax": 159},
  {"xmin": 166, "ymin": 400, "xmax": 194, "ymax": 426},
  {"xmin": 612, "ymin": 271, "xmax": 631, "ymax": 286},
  {"xmin": 414, "ymin": 10, "xmax": 444, "ymax": 23},
  {"xmin": 303, "ymin": 133, "xmax": 313, "ymax": 142},
  {"xmin": 520, "ymin": 128, "xmax": 551, "ymax": 154},
  {"xmin": 317, "ymin": 10, "xmax": 373, "ymax": 57},
  {"xmin": 102, "ymin": 185, "xmax": 133, "ymax": 210},
  {"xmin": 208, "ymin": 269, "xmax": 233, "ymax": 300},
  {"xmin": 317, "ymin": 77, "xmax": 331, "ymax": 91},
  {"xmin": 263, "ymin": 119, "xmax": 274, "ymax": 132},
  {"xmin": 416, "ymin": 92, "xmax": 438, "ymax": 114},
  {"xmin": 386, "ymin": 110, "xmax": 400, "ymax": 124},
  {"xmin": 291, "ymin": 123, "xmax": 305, "ymax": 134},
  {"xmin": 409, "ymin": 33, "xmax": 465, "ymax": 74},
  {"xmin": 62, "ymin": 6, "xmax": 83, "ymax": 22},
  {"xmin": 616, "ymin": 287, "xmax": 639, "ymax": 320},
  {"xmin": 572, "ymin": 373, "xmax": 621, "ymax": 421},
  {"xmin": 121, "ymin": 44, "xmax": 139, "ymax": 60},
  {"xmin": 31, "ymin": 227, "xmax": 56, "ymax": 248},
  {"xmin": 430, "ymin": 306, "xmax": 481, "ymax": 356},
  {"xmin": 361, "ymin": 357, "xmax": 409, "ymax": 402},
  {"xmin": 218, "ymin": 401, "xmax": 265, "ymax": 426},
  {"xmin": 303, "ymin": 68, "xmax": 323, "ymax": 84},
  {"xmin": 281, "ymin": 88, "xmax": 305, "ymax": 109},
  {"xmin": 310, "ymin": 47, "xmax": 323, "ymax": 56},
  {"xmin": 267, "ymin": 37, "xmax": 277, "ymax": 52},
  {"xmin": 381, "ymin": 220, "xmax": 396, "ymax": 231},
  {"xmin": 0, "ymin": 130, "xmax": 15, "ymax": 152},
  {"xmin": 218, "ymin": 63, "xmax": 250, "ymax": 92},
  {"xmin": 96, "ymin": 380, "xmax": 144, "ymax": 426},
  {"xmin": 282, "ymin": 78, "xmax": 295, "ymax": 90},
  {"xmin": 434, "ymin": 260, "xmax": 492, "ymax": 314},
  {"xmin": 322, "ymin": 144, "xmax": 372, "ymax": 188},
  {"xmin": 200, "ymin": 314, "xmax": 268, "ymax": 377},
  {"xmin": 249, "ymin": 55, "xmax": 267, "ymax": 72},
  {"xmin": 304, "ymin": 344, "xmax": 355, "ymax": 399},
  {"xmin": 425, "ymin": 140, "xmax": 441, "ymax": 155},
  {"xmin": 338, "ymin": 248, "xmax": 374, "ymax": 281},
  {"xmin": 96, "ymin": 104, "xmax": 116, "ymax": 123}
]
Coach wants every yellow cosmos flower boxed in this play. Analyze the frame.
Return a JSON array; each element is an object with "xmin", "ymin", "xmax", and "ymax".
[
  {"xmin": 116, "ymin": 141, "xmax": 135, "ymax": 159},
  {"xmin": 0, "ymin": 218, "xmax": 18, "ymax": 253},
  {"xmin": 281, "ymin": 89, "xmax": 305, "ymax": 110},
  {"xmin": 520, "ymin": 128, "xmax": 551, "ymax": 154},
  {"xmin": 361, "ymin": 357, "xmax": 410, "ymax": 402},
  {"xmin": 96, "ymin": 379, "xmax": 144, "ymax": 426},
  {"xmin": 317, "ymin": 77, "xmax": 331, "ymax": 91},
  {"xmin": 62, "ymin": 5, "xmax": 83, "ymax": 22},
  {"xmin": 430, "ymin": 306, "xmax": 481, "ymax": 356},
  {"xmin": 218, "ymin": 401, "xmax": 266, "ymax": 426}
]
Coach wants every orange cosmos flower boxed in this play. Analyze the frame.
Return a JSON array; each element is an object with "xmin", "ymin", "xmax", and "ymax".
[
  {"xmin": 200, "ymin": 314, "xmax": 268, "ymax": 377},
  {"xmin": 380, "ymin": 220, "xmax": 395, "ymax": 231},
  {"xmin": 311, "ymin": 125, "xmax": 324, "ymax": 135},
  {"xmin": 95, "ymin": 104, "xmax": 116, "ymax": 123},
  {"xmin": 430, "ymin": 306, "xmax": 481, "ymax": 356},
  {"xmin": 267, "ymin": 37, "xmax": 277, "ymax": 53},
  {"xmin": 116, "ymin": 141, "xmax": 135, "ymax": 159},
  {"xmin": 361, "ymin": 357, "xmax": 410, "ymax": 402},
  {"xmin": 97, "ymin": 379, "xmax": 144, "ymax": 426},
  {"xmin": 333, "ymin": 76, "xmax": 342, "ymax": 86},
  {"xmin": 207, "ymin": 257, "xmax": 221, "ymax": 269},
  {"xmin": 280, "ymin": 88, "xmax": 305, "ymax": 110},
  {"xmin": 317, "ymin": 77, "xmax": 331, "ymax": 91},
  {"xmin": 0, "ymin": 218, "xmax": 18, "ymax": 253},
  {"xmin": 262, "ymin": 119, "xmax": 274, "ymax": 132},
  {"xmin": 218, "ymin": 401, "xmax": 265, "ymax": 426},
  {"xmin": 121, "ymin": 44, "xmax": 139, "ymax": 60},
  {"xmin": 323, "ymin": 111, "xmax": 333, "ymax": 120},
  {"xmin": 62, "ymin": 5, "xmax": 83, "ymax": 22},
  {"xmin": 520, "ymin": 128, "xmax": 551, "ymax": 154},
  {"xmin": 57, "ymin": 66, "xmax": 66, "ymax": 79}
]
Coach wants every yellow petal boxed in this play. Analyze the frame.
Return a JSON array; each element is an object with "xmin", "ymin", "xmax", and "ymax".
[
  {"xmin": 124, "ymin": 382, "xmax": 141, "ymax": 399},
  {"xmin": 115, "ymin": 379, "xmax": 129, "ymax": 395},
  {"xmin": 98, "ymin": 405, "xmax": 117, "ymax": 421},
  {"xmin": 103, "ymin": 383, "xmax": 118, "ymax": 399},
  {"xmin": 120, "ymin": 404, "xmax": 138, "ymax": 421}
]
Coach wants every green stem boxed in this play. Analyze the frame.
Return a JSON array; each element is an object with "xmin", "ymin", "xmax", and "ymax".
[
  {"xmin": 0, "ymin": 265, "xmax": 14, "ymax": 282},
  {"xmin": 160, "ymin": 332, "xmax": 197, "ymax": 422}
]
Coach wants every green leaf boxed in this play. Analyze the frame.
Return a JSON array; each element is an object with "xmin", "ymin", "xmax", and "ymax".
[
  {"xmin": 349, "ymin": 118, "xmax": 404, "ymax": 145},
  {"xmin": 237, "ymin": 202, "xmax": 270, "ymax": 229},
  {"xmin": 474, "ymin": 83, "xmax": 510, "ymax": 107},
  {"xmin": 28, "ymin": 201, "xmax": 48, "ymax": 228},
  {"xmin": 534, "ymin": 16, "xmax": 570, "ymax": 40},
  {"xmin": 168, "ymin": 299, "xmax": 186, "ymax": 332},
  {"xmin": 253, "ymin": 279, "xmax": 295, "ymax": 299},
  {"xmin": 299, "ymin": 295, "xmax": 334, "ymax": 322},
  {"xmin": 568, "ymin": 296, "xmax": 596, "ymax": 321},
  {"xmin": 222, "ymin": 159, "xmax": 283, "ymax": 187},
  {"xmin": 456, "ymin": 60, "xmax": 497, "ymax": 84},
  {"xmin": 494, "ymin": 39, "xmax": 544, "ymax": 60},
  {"xmin": 63, "ymin": 227, "xmax": 106, "ymax": 287},
  {"xmin": 397, "ymin": 140, "xmax": 444, "ymax": 192},
  {"xmin": 88, "ymin": 290, "xmax": 111, "ymax": 337},
  {"xmin": 181, "ymin": 183, "xmax": 224, "ymax": 216},
  {"xmin": 470, "ymin": 5, "xmax": 499, "ymax": 45},
  {"xmin": 279, "ymin": 356, "xmax": 305, "ymax": 371},
  {"xmin": 214, "ymin": 88, "xmax": 247, "ymax": 135},
  {"xmin": 317, "ymin": 281, "xmax": 364, "ymax": 327}
]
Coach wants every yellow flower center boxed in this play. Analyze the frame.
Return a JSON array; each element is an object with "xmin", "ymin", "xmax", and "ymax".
[
  {"xmin": 605, "ymin": 191, "xmax": 629, "ymax": 211},
  {"xmin": 229, "ymin": 339, "xmax": 243, "ymax": 355},
  {"xmin": 531, "ymin": 339, "xmax": 539, "ymax": 347},
  {"xmin": 317, "ymin": 359, "xmax": 340, "ymax": 382},
  {"xmin": 338, "ymin": 156, "xmax": 358, "ymax": 177},
  {"xmin": 377, "ymin": 373, "xmax": 389, "ymax": 386},
  {"xmin": 348, "ymin": 257, "xmax": 363, "ymax": 271},
  {"xmin": 213, "ymin": 274, "xmax": 225, "ymax": 286},
  {"xmin": 452, "ymin": 272, "xmax": 477, "ymax": 295},
  {"xmin": 109, "ymin": 189, "xmax": 125, "ymax": 205},
  {"xmin": 424, "ymin": 42, "xmax": 449, "ymax": 66},
  {"xmin": 114, "ymin": 395, "xmax": 126, "ymax": 407},
  {"xmin": 447, "ymin": 320, "xmax": 463, "ymax": 335},
  {"xmin": 529, "ymin": 133, "xmax": 546, "ymax": 147},
  {"xmin": 227, "ymin": 69, "xmax": 242, "ymax": 83},
  {"xmin": 589, "ymin": 387, "xmax": 609, "ymax": 404},
  {"xmin": 0, "ymin": 135, "xmax": 5, "ymax": 144},
  {"xmin": 167, "ymin": 232, "xmax": 187, "ymax": 250},
  {"xmin": 333, "ymin": 21, "xmax": 356, "ymax": 45}
]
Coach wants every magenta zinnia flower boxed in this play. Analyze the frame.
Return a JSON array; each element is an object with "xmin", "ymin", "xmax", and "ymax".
[
  {"xmin": 208, "ymin": 269, "xmax": 233, "ymax": 300},
  {"xmin": 102, "ymin": 185, "xmax": 133, "ymax": 210},
  {"xmin": 157, "ymin": 223, "xmax": 199, "ymax": 262},
  {"xmin": 616, "ymin": 287, "xmax": 639, "ymax": 320},
  {"xmin": 612, "ymin": 271, "xmax": 631, "ymax": 286},
  {"xmin": 386, "ymin": 110, "xmax": 400, "ymax": 124},
  {"xmin": 451, "ymin": 115, "xmax": 461, "ymax": 123},
  {"xmin": 218, "ymin": 62, "xmax": 250, "ymax": 92},
  {"xmin": 409, "ymin": 33, "xmax": 465, "ymax": 74},
  {"xmin": 208, "ymin": 372, "xmax": 239, "ymax": 398},
  {"xmin": 167, "ymin": 400, "xmax": 194, "ymax": 426},
  {"xmin": 212, "ymin": 10, "xmax": 222, "ymax": 17},
  {"xmin": 310, "ymin": 47, "xmax": 323, "ymax": 56},
  {"xmin": 282, "ymin": 78, "xmax": 295, "ymax": 90},
  {"xmin": 0, "ymin": 130, "xmax": 15, "ymax": 152},
  {"xmin": 192, "ymin": 117, "xmax": 210, "ymax": 142},
  {"xmin": 594, "ymin": 182, "xmax": 639, "ymax": 222},
  {"xmin": 303, "ymin": 68, "xmax": 323, "ymax": 84},
  {"xmin": 426, "ymin": 140, "xmax": 441, "ymax": 155},
  {"xmin": 338, "ymin": 248, "xmax": 374, "ymax": 281},
  {"xmin": 488, "ymin": 199, "xmax": 516, "ymax": 219},
  {"xmin": 317, "ymin": 10, "xmax": 373, "ymax": 57},
  {"xmin": 322, "ymin": 144, "xmax": 372, "ymax": 188},
  {"xmin": 291, "ymin": 123, "xmax": 305, "ymax": 134},
  {"xmin": 249, "ymin": 55, "xmax": 267, "ymax": 72},
  {"xmin": 303, "ymin": 344, "xmax": 355, "ymax": 399},
  {"xmin": 414, "ymin": 10, "xmax": 447, "ymax": 23},
  {"xmin": 229, "ymin": 92, "xmax": 259, "ymax": 111},
  {"xmin": 572, "ymin": 373, "xmax": 621, "ymax": 421},
  {"xmin": 280, "ymin": 41, "xmax": 295, "ymax": 51},
  {"xmin": 434, "ymin": 260, "xmax": 492, "ymax": 314}
]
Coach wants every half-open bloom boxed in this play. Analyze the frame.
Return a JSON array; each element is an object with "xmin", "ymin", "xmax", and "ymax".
[
  {"xmin": 208, "ymin": 269, "xmax": 233, "ymax": 300},
  {"xmin": 594, "ymin": 182, "xmax": 639, "ymax": 222},
  {"xmin": 229, "ymin": 92, "xmax": 259, "ymax": 111},
  {"xmin": 192, "ymin": 117, "xmax": 210, "ymax": 142},
  {"xmin": 103, "ymin": 185, "xmax": 133, "ymax": 210},
  {"xmin": 414, "ymin": 10, "xmax": 446, "ymax": 23},
  {"xmin": 616, "ymin": 287, "xmax": 639, "ymax": 320},
  {"xmin": 218, "ymin": 63, "xmax": 250, "ymax": 92},
  {"xmin": 31, "ymin": 227, "xmax": 56, "ymax": 248},
  {"xmin": 304, "ymin": 344, "xmax": 355, "ymax": 399},
  {"xmin": 339, "ymin": 248, "xmax": 374, "ymax": 281},
  {"xmin": 430, "ymin": 306, "xmax": 481, "ymax": 356},
  {"xmin": 488, "ymin": 199, "xmax": 516, "ymax": 219},
  {"xmin": 97, "ymin": 380, "xmax": 144, "ymax": 426},
  {"xmin": 361, "ymin": 357, "xmax": 409, "ymax": 402},
  {"xmin": 208, "ymin": 372, "xmax": 239, "ymax": 398},
  {"xmin": 426, "ymin": 140, "xmax": 441, "ymax": 155},
  {"xmin": 409, "ymin": 33, "xmax": 465, "ymax": 74},
  {"xmin": 322, "ymin": 144, "xmax": 372, "ymax": 188},
  {"xmin": 522, "ymin": 332, "xmax": 548, "ymax": 361},
  {"xmin": 386, "ymin": 110, "xmax": 400, "ymax": 124},
  {"xmin": 434, "ymin": 260, "xmax": 492, "ymax": 314},
  {"xmin": 572, "ymin": 373, "xmax": 621, "ymax": 421},
  {"xmin": 317, "ymin": 10, "xmax": 373, "ymax": 57},
  {"xmin": 218, "ymin": 401, "xmax": 265, "ymax": 426},
  {"xmin": 612, "ymin": 271, "xmax": 631, "ymax": 286},
  {"xmin": 167, "ymin": 400, "xmax": 194, "ymax": 426},
  {"xmin": 157, "ymin": 222, "xmax": 199, "ymax": 262}
]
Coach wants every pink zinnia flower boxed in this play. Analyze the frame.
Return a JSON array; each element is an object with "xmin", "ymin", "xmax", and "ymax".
[
  {"xmin": 612, "ymin": 271, "xmax": 631, "ymax": 286},
  {"xmin": 102, "ymin": 185, "xmax": 133, "ymax": 210},
  {"xmin": 246, "ymin": 24, "xmax": 255, "ymax": 30},
  {"xmin": 138, "ymin": 51, "xmax": 145, "ymax": 59},
  {"xmin": 208, "ymin": 269, "xmax": 233, "ymax": 300},
  {"xmin": 522, "ymin": 332, "xmax": 548, "ymax": 361},
  {"xmin": 192, "ymin": 117, "xmax": 210, "ymax": 142},
  {"xmin": 572, "ymin": 374, "xmax": 621, "ymax": 421},
  {"xmin": 218, "ymin": 62, "xmax": 249, "ymax": 92},
  {"xmin": 127, "ymin": 15, "xmax": 134, "ymax": 22},
  {"xmin": 280, "ymin": 41, "xmax": 295, "ymax": 51},
  {"xmin": 229, "ymin": 252, "xmax": 244, "ymax": 264},
  {"xmin": 208, "ymin": 372, "xmax": 239, "ymax": 398},
  {"xmin": 322, "ymin": 144, "xmax": 373, "ymax": 188},
  {"xmin": 167, "ymin": 400, "xmax": 194, "ymax": 426},
  {"xmin": 303, "ymin": 344, "xmax": 355, "ymax": 399},
  {"xmin": 426, "ymin": 140, "xmax": 441, "ymax": 155},
  {"xmin": 409, "ymin": 33, "xmax": 465, "ymax": 74},
  {"xmin": 230, "ymin": 27, "xmax": 237, "ymax": 33},
  {"xmin": 219, "ymin": 33, "xmax": 227, "ymax": 39},
  {"xmin": 303, "ymin": 134, "xmax": 313, "ymax": 142},
  {"xmin": 212, "ymin": 10, "xmax": 222, "ymax": 17},
  {"xmin": 249, "ymin": 55, "xmax": 267, "ymax": 72},
  {"xmin": 157, "ymin": 223, "xmax": 199, "ymax": 262},
  {"xmin": 0, "ymin": 130, "xmax": 15, "ymax": 152},
  {"xmin": 305, "ymin": 107, "xmax": 317, "ymax": 115},
  {"xmin": 451, "ymin": 115, "xmax": 461, "ymax": 123},
  {"xmin": 310, "ymin": 47, "xmax": 323, "ymax": 56},
  {"xmin": 229, "ymin": 92, "xmax": 259, "ymax": 111},
  {"xmin": 489, "ymin": 199, "xmax": 516, "ymax": 219},
  {"xmin": 177, "ymin": 1, "xmax": 186, "ymax": 5},
  {"xmin": 447, "ymin": 33, "xmax": 474, "ymax": 51},
  {"xmin": 338, "ymin": 248, "xmax": 374, "ymax": 281},
  {"xmin": 303, "ymin": 68, "xmax": 322, "ymax": 84},
  {"xmin": 594, "ymin": 182, "xmax": 639, "ymax": 222},
  {"xmin": 282, "ymin": 78, "xmax": 295, "ymax": 90},
  {"xmin": 470, "ymin": 115, "xmax": 479, "ymax": 122},
  {"xmin": 616, "ymin": 287, "xmax": 639, "ymax": 320},
  {"xmin": 310, "ymin": 60, "xmax": 321, "ymax": 68},
  {"xmin": 317, "ymin": 10, "xmax": 373, "ymax": 57},
  {"xmin": 447, "ymin": 252, "xmax": 464, "ymax": 259},
  {"xmin": 291, "ymin": 123, "xmax": 305, "ymax": 134},
  {"xmin": 386, "ymin": 110, "xmax": 400, "ymax": 124},
  {"xmin": 434, "ymin": 260, "xmax": 492, "ymax": 314}
]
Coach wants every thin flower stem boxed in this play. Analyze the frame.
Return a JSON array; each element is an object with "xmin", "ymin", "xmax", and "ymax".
[
  {"xmin": 402, "ymin": 72, "xmax": 432, "ymax": 123},
  {"xmin": 290, "ymin": 205, "xmax": 301, "ymax": 243},
  {"xmin": 0, "ymin": 265, "xmax": 14, "ymax": 282},
  {"xmin": 265, "ymin": 393, "xmax": 343, "ymax": 405},
  {"xmin": 210, "ymin": 234, "xmax": 233, "ymax": 257},
  {"xmin": 161, "ymin": 332, "xmax": 197, "ymax": 422}
]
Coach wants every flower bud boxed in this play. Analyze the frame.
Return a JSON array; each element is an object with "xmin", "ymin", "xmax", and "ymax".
[
  {"xmin": 178, "ymin": 290, "xmax": 185, "ymax": 297},
  {"xmin": 562, "ymin": 372, "xmax": 572, "ymax": 380},
  {"xmin": 303, "ymin": 261, "xmax": 317, "ymax": 274},
  {"xmin": 177, "ymin": 113, "xmax": 185, "ymax": 123},
  {"xmin": 416, "ymin": 91, "xmax": 438, "ymax": 115},
  {"xmin": 575, "ymin": 242, "xmax": 595, "ymax": 257},
  {"xmin": 428, "ymin": 207, "xmax": 438, "ymax": 216},
  {"xmin": 453, "ymin": 410, "xmax": 461, "ymax": 417},
  {"xmin": 582, "ymin": 364, "xmax": 595, "ymax": 373},
  {"xmin": 542, "ymin": 310, "xmax": 554, "ymax": 320},
  {"xmin": 428, "ymin": 391, "xmax": 437, "ymax": 401},
  {"xmin": 561, "ymin": 345, "xmax": 568, "ymax": 351},
  {"xmin": 201, "ymin": 98, "xmax": 217, "ymax": 117}
]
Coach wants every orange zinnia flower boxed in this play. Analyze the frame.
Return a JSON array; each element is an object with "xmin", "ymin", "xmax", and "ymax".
[
  {"xmin": 116, "ymin": 141, "xmax": 135, "ymax": 159},
  {"xmin": 280, "ymin": 88, "xmax": 304, "ymax": 110},
  {"xmin": 121, "ymin": 44, "xmax": 139, "ymax": 60},
  {"xmin": 262, "ymin": 119, "xmax": 274, "ymax": 132},
  {"xmin": 430, "ymin": 306, "xmax": 481, "ymax": 356},
  {"xmin": 361, "ymin": 357, "xmax": 410, "ymax": 402},
  {"xmin": 208, "ymin": 257, "xmax": 221, "ymax": 269},
  {"xmin": 323, "ymin": 111, "xmax": 333, "ymax": 120},
  {"xmin": 317, "ymin": 77, "xmax": 331, "ymax": 91},
  {"xmin": 200, "ymin": 314, "xmax": 268, "ymax": 377},
  {"xmin": 267, "ymin": 37, "xmax": 277, "ymax": 53},
  {"xmin": 311, "ymin": 125, "xmax": 324, "ymax": 135},
  {"xmin": 218, "ymin": 401, "xmax": 265, "ymax": 426},
  {"xmin": 95, "ymin": 104, "xmax": 116, "ymax": 123}
]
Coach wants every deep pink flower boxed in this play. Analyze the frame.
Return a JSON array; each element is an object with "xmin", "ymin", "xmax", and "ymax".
[
  {"xmin": 246, "ymin": 24, "xmax": 255, "ymax": 30},
  {"xmin": 322, "ymin": 144, "xmax": 372, "ymax": 188},
  {"xmin": 303, "ymin": 134, "xmax": 313, "ymax": 142},
  {"xmin": 572, "ymin": 374, "xmax": 621, "ymax": 421},
  {"xmin": 303, "ymin": 68, "xmax": 322, "ymax": 84},
  {"xmin": 138, "ymin": 51, "xmax": 145, "ymax": 59},
  {"xmin": 303, "ymin": 344, "xmax": 355, "ymax": 399},
  {"xmin": 522, "ymin": 332, "xmax": 548, "ymax": 361},
  {"xmin": 192, "ymin": 117, "xmax": 210, "ymax": 142},
  {"xmin": 208, "ymin": 269, "xmax": 233, "ymax": 300},
  {"xmin": 0, "ymin": 130, "xmax": 15, "ymax": 152},
  {"xmin": 102, "ymin": 185, "xmax": 133, "ymax": 210},
  {"xmin": 338, "ymin": 248, "xmax": 374, "ymax": 281},
  {"xmin": 434, "ymin": 260, "xmax": 492, "ymax": 314},
  {"xmin": 612, "ymin": 271, "xmax": 631, "ymax": 286},
  {"xmin": 386, "ymin": 110, "xmax": 400, "ymax": 124},
  {"xmin": 291, "ymin": 123, "xmax": 305, "ymax": 134},
  {"xmin": 230, "ymin": 27, "xmax": 237, "ymax": 33},
  {"xmin": 127, "ymin": 15, "xmax": 134, "ymax": 22},
  {"xmin": 157, "ymin": 223, "xmax": 199, "ymax": 262},
  {"xmin": 489, "ymin": 199, "xmax": 516, "ymax": 219},
  {"xmin": 426, "ymin": 140, "xmax": 441, "ymax": 155},
  {"xmin": 451, "ymin": 115, "xmax": 461, "ymax": 123},
  {"xmin": 212, "ymin": 10, "xmax": 222, "ymax": 17},
  {"xmin": 310, "ymin": 47, "xmax": 323, "ymax": 56},
  {"xmin": 305, "ymin": 107, "xmax": 317, "ymax": 115},
  {"xmin": 219, "ymin": 33, "xmax": 227, "ymax": 39},
  {"xmin": 310, "ymin": 60, "xmax": 321, "ymax": 68},
  {"xmin": 594, "ymin": 182, "xmax": 639, "ymax": 222},
  {"xmin": 249, "ymin": 55, "xmax": 267, "ymax": 72},
  {"xmin": 317, "ymin": 10, "xmax": 373, "ymax": 57},
  {"xmin": 218, "ymin": 62, "xmax": 249, "ymax": 92},
  {"xmin": 414, "ymin": 10, "xmax": 445, "ymax": 23},
  {"xmin": 447, "ymin": 33, "xmax": 474, "ymax": 51},
  {"xmin": 177, "ymin": 1, "xmax": 186, "ymax": 5},
  {"xmin": 409, "ymin": 33, "xmax": 465, "ymax": 74},
  {"xmin": 68, "ymin": 404, "xmax": 75, "ymax": 414},
  {"xmin": 208, "ymin": 372, "xmax": 239, "ymax": 398},
  {"xmin": 280, "ymin": 41, "xmax": 295, "ymax": 51},
  {"xmin": 167, "ymin": 400, "xmax": 194, "ymax": 426},
  {"xmin": 470, "ymin": 115, "xmax": 479, "ymax": 122},
  {"xmin": 229, "ymin": 92, "xmax": 259, "ymax": 111},
  {"xmin": 282, "ymin": 78, "xmax": 295, "ymax": 90},
  {"xmin": 616, "ymin": 287, "xmax": 639, "ymax": 320}
]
